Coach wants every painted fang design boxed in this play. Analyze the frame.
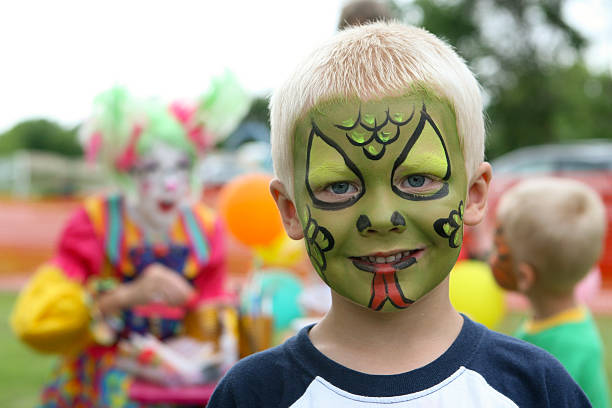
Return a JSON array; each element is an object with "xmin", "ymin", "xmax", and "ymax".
[
  {"xmin": 335, "ymin": 105, "xmax": 415, "ymax": 160},
  {"xmin": 433, "ymin": 201, "xmax": 464, "ymax": 248},
  {"xmin": 369, "ymin": 268, "xmax": 415, "ymax": 310},
  {"xmin": 391, "ymin": 104, "xmax": 452, "ymax": 201},
  {"xmin": 303, "ymin": 206, "xmax": 335, "ymax": 281},
  {"xmin": 351, "ymin": 250, "xmax": 418, "ymax": 310}
]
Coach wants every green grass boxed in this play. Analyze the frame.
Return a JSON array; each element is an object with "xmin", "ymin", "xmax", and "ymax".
[
  {"xmin": 0, "ymin": 292, "xmax": 55, "ymax": 408},
  {"xmin": 1, "ymin": 291, "xmax": 612, "ymax": 406}
]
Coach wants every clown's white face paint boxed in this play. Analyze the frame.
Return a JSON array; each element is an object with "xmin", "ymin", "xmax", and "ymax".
[{"xmin": 131, "ymin": 142, "xmax": 192, "ymax": 236}]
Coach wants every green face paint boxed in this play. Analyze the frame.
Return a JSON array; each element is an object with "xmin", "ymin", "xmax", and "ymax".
[
  {"xmin": 293, "ymin": 92, "xmax": 468, "ymax": 311},
  {"xmin": 335, "ymin": 104, "xmax": 415, "ymax": 160},
  {"xmin": 302, "ymin": 206, "xmax": 335, "ymax": 280},
  {"xmin": 433, "ymin": 201, "xmax": 464, "ymax": 248}
]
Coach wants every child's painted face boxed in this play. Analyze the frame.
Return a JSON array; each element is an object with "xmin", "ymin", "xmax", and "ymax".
[
  {"xmin": 132, "ymin": 142, "xmax": 192, "ymax": 225},
  {"xmin": 292, "ymin": 94, "xmax": 468, "ymax": 311},
  {"xmin": 489, "ymin": 225, "xmax": 519, "ymax": 291}
]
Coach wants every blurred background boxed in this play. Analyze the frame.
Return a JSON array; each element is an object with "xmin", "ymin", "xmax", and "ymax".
[{"xmin": 0, "ymin": 0, "xmax": 611, "ymax": 406}]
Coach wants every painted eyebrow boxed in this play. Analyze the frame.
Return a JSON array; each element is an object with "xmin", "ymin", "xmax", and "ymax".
[
  {"xmin": 394, "ymin": 153, "xmax": 448, "ymax": 179},
  {"xmin": 305, "ymin": 122, "xmax": 367, "ymax": 211},
  {"xmin": 307, "ymin": 163, "xmax": 360, "ymax": 184}
]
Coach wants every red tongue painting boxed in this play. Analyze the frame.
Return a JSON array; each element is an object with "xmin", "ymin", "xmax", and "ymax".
[{"xmin": 368, "ymin": 266, "xmax": 414, "ymax": 310}]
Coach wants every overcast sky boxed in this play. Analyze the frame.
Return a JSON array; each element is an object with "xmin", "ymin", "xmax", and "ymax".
[{"xmin": 0, "ymin": 0, "xmax": 609, "ymax": 133}]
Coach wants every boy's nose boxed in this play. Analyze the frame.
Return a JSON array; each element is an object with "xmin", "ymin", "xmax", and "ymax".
[{"xmin": 356, "ymin": 211, "xmax": 407, "ymax": 236}]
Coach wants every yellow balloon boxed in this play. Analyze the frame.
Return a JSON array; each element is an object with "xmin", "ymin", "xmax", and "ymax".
[
  {"xmin": 449, "ymin": 260, "xmax": 506, "ymax": 329},
  {"xmin": 255, "ymin": 233, "xmax": 305, "ymax": 269}
]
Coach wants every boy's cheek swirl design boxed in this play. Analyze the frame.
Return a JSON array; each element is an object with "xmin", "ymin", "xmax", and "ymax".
[
  {"xmin": 302, "ymin": 206, "xmax": 335, "ymax": 281},
  {"xmin": 433, "ymin": 201, "xmax": 464, "ymax": 248}
]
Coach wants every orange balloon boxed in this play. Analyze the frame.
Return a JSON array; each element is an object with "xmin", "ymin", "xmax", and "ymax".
[{"xmin": 218, "ymin": 173, "xmax": 284, "ymax": 247}]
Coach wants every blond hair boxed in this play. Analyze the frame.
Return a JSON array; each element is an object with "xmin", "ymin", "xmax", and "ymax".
[
  {"xmin": 497, "ymin": 177, "xmax": 606, "ymax": 293},
  {"xmin": 270, "ymin": 22, "xmax": 485, "ymax": 198}
]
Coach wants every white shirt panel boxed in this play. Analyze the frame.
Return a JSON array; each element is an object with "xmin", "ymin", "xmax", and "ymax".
[{"xmin": 290, "ymin": 367, "xmax": 518, "ymax": 408}]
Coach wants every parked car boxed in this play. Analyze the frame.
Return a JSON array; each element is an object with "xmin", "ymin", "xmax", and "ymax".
[{"xmin": 464, "ymin": 140, "xmax": 612, "ymax": 287}]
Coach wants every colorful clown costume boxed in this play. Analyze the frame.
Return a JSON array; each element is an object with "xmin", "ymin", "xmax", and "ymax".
[{"xmin": 11, "ymin": 195, "xmax": 226, "ymax": 407}]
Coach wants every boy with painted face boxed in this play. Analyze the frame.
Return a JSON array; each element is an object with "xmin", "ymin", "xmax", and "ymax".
[
  {"xmin": 491, "ymin": 177, "xmax": 610, "ymax": 407},
  {"xmin": 11, "ymin": 88, "xmax": 227, "ymax": 407},
  {"xmin": 208, "ymin": 23, "xmax": 589, "ymax": 407}
]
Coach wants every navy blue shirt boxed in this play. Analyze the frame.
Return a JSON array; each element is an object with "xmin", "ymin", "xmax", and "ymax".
[{"xmin": 209, "ymin": 316, "xmax": 590, "ymax": 407}]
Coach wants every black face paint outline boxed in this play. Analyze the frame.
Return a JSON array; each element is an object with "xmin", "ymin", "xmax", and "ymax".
[
  {"xmin": 355, "ymin": 212, "xmax": 405, "ymax": 234},
  {"xmin": 367, "ymin": 261, "xmax": 416, "ymax": 310},
  {"xmin": 306, "ymin": 121, "xmax": 366, "ymax": 210},
  {"xmin": 390, "ymin": 103, "xmax": 452, "ymax": 201},
  {"xmin": 433, "ymin": 200, "xmax": 464, "ymax": 248},
  {"xmin": 303, "ymin": 206, "xmax": 335, "ymax": 281},
  {"xmin": 386, "ymin": 271, "xmax": 416, "ymax": 309},
  {"xmin": 335, "ymin": 105, "xmax": 416, "ymax": 161},
  {"xmin": 390, "ymin": 211, "xmax": 406, "ymax": 227},
  {"xmin": 356, "ymin": 214, "xmax": 371, "ymax": 233}
]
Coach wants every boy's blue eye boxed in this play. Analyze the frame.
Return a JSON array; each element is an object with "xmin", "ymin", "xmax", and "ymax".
[
  {"xmin": 331, "ymin": 182, "xmax": 350, "ymax": 194},
  {"xmin": 406, "ymin": 175, "xmax": 425, "ymax": 187}
]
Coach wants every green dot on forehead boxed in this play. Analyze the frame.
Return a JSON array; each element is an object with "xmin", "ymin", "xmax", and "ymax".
[
  {"xmin": 367, "ymin": 143, "xmax": 382, "ymax": 155},
  {"xmin": 349, "ymin": 130, "xmax": 366, "ymax": 143},
  {"xmin": 341, "ymin": 118, "xmax": 357, "ymax": 128},
  {"xmin": 379, "ymin": 129, "xmax": 392, "ymax": 142},
  {"xmin": 363, "ymin": 114, "xmax": 375, "ymax": 126}
]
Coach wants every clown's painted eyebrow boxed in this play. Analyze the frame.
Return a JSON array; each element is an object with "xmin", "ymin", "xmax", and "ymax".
[{"xmin": 176, "ymin": 157, "xmax": 192, "ymax": 169}]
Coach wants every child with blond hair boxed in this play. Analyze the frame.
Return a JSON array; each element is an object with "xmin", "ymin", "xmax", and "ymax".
[
  {"xmin": 208, "ymin": 22, "xmax": 590, "ymax": 407},
  {"xmin": 491, "ymin": 177, "xmax": 610, "ymax": 407}
]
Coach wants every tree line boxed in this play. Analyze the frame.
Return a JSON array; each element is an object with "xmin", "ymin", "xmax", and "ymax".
[{"xmin": 1, "ymin": 0, "xmax": 611, "ymax": 161}]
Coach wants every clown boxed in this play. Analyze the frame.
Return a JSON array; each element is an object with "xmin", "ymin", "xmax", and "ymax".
[{"xmin": 12, "ymin": 87, "xmax": 228, "ymax": 407}]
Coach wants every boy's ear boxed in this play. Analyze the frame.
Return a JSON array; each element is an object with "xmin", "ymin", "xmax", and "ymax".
[
  {"xmin": 463, "ymin": 162, "xmax": 492, "ymax": 226},
  {"xmin": 270, "ymin": 179, "xmax": 304, "ymax": 240},
  {"xmin": 516, "ymin": 262, "xmax": 536, "ymax": 293}
]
